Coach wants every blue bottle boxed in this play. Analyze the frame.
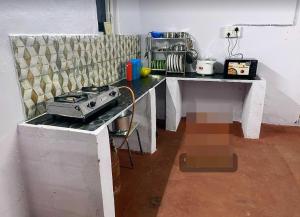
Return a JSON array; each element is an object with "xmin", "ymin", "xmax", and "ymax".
[{"xmin": 130, "ymin": 59, "xmax": 141, "ymax": 80}]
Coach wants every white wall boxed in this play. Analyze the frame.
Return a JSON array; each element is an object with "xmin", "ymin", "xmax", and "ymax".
[
  {"xmin": 115, "ymin": 0, "xmax": 300, "ymax": 125},
  {"xmin": 113, "ymin": 0, "xmax": 141, "ymax": 34},
  {"xmin": 0, "ymin": 1, "xmax": 98, "ymax": 216}
]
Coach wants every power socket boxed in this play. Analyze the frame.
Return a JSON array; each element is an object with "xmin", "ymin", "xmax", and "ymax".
[{"xmin": 223, "ymin": 26, "xmax": 242, "ymax": 38}]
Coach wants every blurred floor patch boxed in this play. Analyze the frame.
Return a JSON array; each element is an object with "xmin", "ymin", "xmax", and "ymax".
[
  {"xmin": 187, "ymin": 112, "xmax": 233, "ymax": 124},
  {"xmin": 181, "ymin": 112, "xmax": 237, "ymax": 172},
  {"xmin": 179, "ymin": 145, "xmax": 238, "ymax": 172},
  {"xmin": 186, "ymin": 123, "xmax": 233, "ymax": 134},
  {"xmin": 183, "ymin": 133, "xmax": 232, "ymax": 147}
]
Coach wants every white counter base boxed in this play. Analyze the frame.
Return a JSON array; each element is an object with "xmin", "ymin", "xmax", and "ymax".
[
  {"xmin": 18, "ymin": 124, "xmax": 114, "ymax": 217},
  {"xmin": 17, "ymin": 84, "xmax": 160, "ymax": 217},
  {"xmin": 166, "ymin": 77, "xmax": 266, "ymax": 139}
]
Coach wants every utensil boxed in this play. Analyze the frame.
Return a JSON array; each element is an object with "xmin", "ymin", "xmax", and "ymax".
[
  {"xmin": 167, "ymin": 55, "xmax": 170, "ymax": 71},
  {"xmin": 173, "ymin": 55, "xmax": 177, "ymax": 71},
  {"xmin": 172, "ymin": 55, "xmax": 176, "ymax": 71},
  {"xmin": 157, "ymin": 60, "xmax": 160, "ymax": 69},
  {"xmin": 173, "ymin": 54, "xmax": 177, "ymax": 72},
  {"xmin": 152, "ymin": 60, "xmax": 157, "ymax": 69},
  {"xmin": 187, "ymin": 38, "xmax": 193, "ymax": 50},
  {"xmin": 171, "ymin": 43, "xmax": 186, "ymax": 51},
  {"xmin": 113, "ymin": 110, "xmax": 132, "ymax": 132},
  {"xmin": 175, "ymin": 55, "xmax": 179, "ymax": 72},
  {"xmin": 196, "ymin": 59, "xmax": 216, "ymax": 75},
  {"xmin": 173, "ymin": 54, "xmax": 176, "ymax": 71},
  {"xmin": 166, "ymin": 32, "xmax": 175, "ymax": 38},
  {"xmin": 179, "ymin": 55, "xmax": 183, "ymax": 72},
  {"xmin": 178, "ymin": 32, "xmax": 187, "ymax": 38},
  {"xmin": 162, "ymin": 60, "xmax": 166, "ymax": 69},
  {"xmin": 151, "ymin": 60, "xmax": 166, "ymax": 70},
  {"xmin": 186, "ymin": 49, "xmax": 198, "ymax": 64},
  {"xmin": 178, "ymin": 45, "xmax": 186, "ymax": 51},
  {"xmin": 177, "ymin": 55, "xmax": 181, "ymax": 72},
  {"xmin": 157, "ymin": 46, "xmax": 168, "ymax": 51},
  {"xmin": 151, "ymin": 31, "xmax": 163, "ymax": 38}
]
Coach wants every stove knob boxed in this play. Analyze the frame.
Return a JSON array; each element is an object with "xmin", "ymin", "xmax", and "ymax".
[
  {"xmin": 75, "ymin": 106, "xmax": 81, "ymax": 111},
  {"xmin": 88, "ymin": 101, "xmax": 96, "ymax": 108},
  {"xmin": 109, "ymin": 91, "xmax": 117, "ymax": 97}
]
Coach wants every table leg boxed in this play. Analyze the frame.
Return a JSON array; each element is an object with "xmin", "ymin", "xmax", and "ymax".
[
  {"xmin": 126, "ymin": 139, "xmax": 134, "ymax": 169},
  {"xmin": 241, "ymin": 80, "xmax": 266, "ymax": 139},
  {"xmin": 136, "ymin": 129, "xmax": 144, "ymax": 154},
  {"xmin": 166, "ymin": 78, "xmax": 182, "ymax": 132},
  {"xmin": 96, "ymin": 127, "xmax": 116, "ymax": 217}
]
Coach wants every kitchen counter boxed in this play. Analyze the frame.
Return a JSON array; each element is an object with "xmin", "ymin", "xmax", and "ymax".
[
  {"xmin": 27, "ymin": 75, "xmax": 165, "ymax": 131},
  {"xmin": 18, "ymin": 71, "xmax": 266, "ymax": 217},
  {"xmin": 27, "ymin": 72, "xmax": 261, "ymax": 132},
  {"xmin": 153, "ymin": 71, "xmax": 261, "ymax": 82}
]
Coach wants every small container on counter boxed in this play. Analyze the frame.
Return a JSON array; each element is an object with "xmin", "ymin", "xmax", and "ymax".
[
  {"xmin": 131, "ymin": 59, "xmax": 142, "ymax": 80},
  {"xmin": 126, "ymin": 61, "xmax": 133, "ymax": 81}
]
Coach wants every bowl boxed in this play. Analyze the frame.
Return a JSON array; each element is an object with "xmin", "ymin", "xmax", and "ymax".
[
  {"xmin": 151, "ymin": 31, "xmax": 163, "ymax": 38},
  {"xmin": 141, "ymin": 67, "xmax": 151, "ymax": 77}
]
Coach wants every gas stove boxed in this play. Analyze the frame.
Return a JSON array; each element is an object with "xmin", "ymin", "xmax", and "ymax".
[{"xmin": 46, "ymin": 85, "xmax": 120, "ymax": 120}]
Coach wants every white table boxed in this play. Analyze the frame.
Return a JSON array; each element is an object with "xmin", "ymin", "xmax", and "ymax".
[{"xmin": 165, "ymin": 76, "xmax": 266, "ymax": 139}]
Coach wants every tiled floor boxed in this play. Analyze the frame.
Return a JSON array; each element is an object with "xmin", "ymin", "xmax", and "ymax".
[{"xmin": 115, "ymin": 120, "xmax": 300, "ymax": 217}]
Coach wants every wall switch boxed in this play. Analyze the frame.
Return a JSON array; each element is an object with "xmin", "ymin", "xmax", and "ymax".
[{"xmin": 223, "ymin": 26, "xmax": 242, "ymax": 38}]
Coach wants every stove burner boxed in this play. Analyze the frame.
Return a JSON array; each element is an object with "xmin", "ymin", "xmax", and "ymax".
[
  {"xmin": 54, "ymin": 93, "xmax": 88, "ymax": 103},
  {"xmin": 81, "ymin": 85, "xmax": 109, "ymax": 93},
  {"xmin": 47, "ymin": 85, "xmax": 120, "ymax": 120}
]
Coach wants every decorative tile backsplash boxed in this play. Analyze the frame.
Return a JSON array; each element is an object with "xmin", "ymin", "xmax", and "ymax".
[{"xmin": 10, "ymin": 34, "xmax": 141, "ymax": 120}]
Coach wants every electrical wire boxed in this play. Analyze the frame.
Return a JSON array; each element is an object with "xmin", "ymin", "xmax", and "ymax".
[
  {"xmin": 227, "ymin": 37, "xmax": 232, "ymax": 58},
  {"xmin": 231, "ymin": 38, "xmax": 244, "ymax": 59},
  {"xmin": 230, "ymin": 38, "xmax": 244, "ymax": 59},
  {"xmin": 230, "ymin": 38, "xmax": 238, "ymax": 57},
  {"xmin": 227, "ymin": 31, "xmax": 244, "ymax": 59}
]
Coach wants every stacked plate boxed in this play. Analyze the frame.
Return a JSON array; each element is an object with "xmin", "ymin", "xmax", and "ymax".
[
  {"xmin": 151, "ymin": 60, "xmax": 166, "ymax": 70},
  {"xmin": 166, "ymin": 54, "xmax": 184, "ymax": 73}
]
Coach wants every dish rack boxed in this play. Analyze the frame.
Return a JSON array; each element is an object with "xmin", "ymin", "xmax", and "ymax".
[{"xmin": 146, "ymin": 32, "xmax": 189, "ymax": 74}]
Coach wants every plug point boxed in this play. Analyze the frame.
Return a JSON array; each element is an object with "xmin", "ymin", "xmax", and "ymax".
[{"xmin": 223, "ymin": 26, "xmax": 242, "ymax": 38}]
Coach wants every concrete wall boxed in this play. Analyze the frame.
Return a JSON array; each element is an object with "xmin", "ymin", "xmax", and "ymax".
[
  {"xmin": 113, "ymin": 0, "xmax": 141, "ymax": 34},
  {"xmin": 114, "ymin": 0, "xmax": 300, "ymax": 125},
  {"xmin": 0, "ymin": 1, "xmax": 98, "ymax": 216}
]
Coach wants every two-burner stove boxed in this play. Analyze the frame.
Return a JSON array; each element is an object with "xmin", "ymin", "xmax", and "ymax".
[{"xmin": 46, "ymin": 85, "xmax": 120, "ymax": 120}]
